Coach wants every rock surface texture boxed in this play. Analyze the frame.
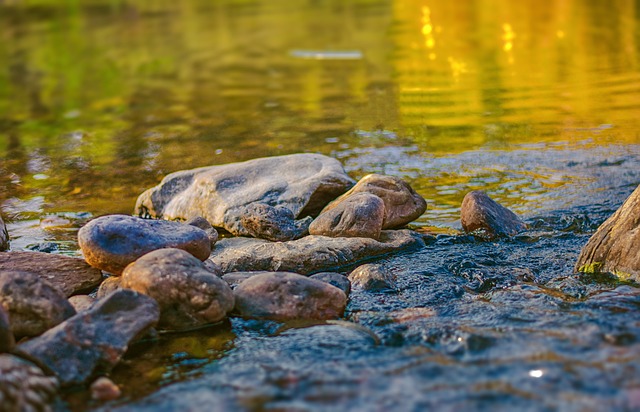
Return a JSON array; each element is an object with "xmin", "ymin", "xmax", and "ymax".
[
  {"xmin": 0, "ymin": 354, "xmax": 59, "ymax": 412},
  {"xmin": 233, "ymin": 272, "xmax": 347, "ymax": 320},
  {"xmin": 0, "ymin": 214, "xmax": 8, "ymax": 251},
  {"xmin": 16, "ymin": 289, "xmax": 159, "ymax": 387},
  {"xmin": 121, "ymin": 248, "xmax": 234, "ymax": 330},
  {"xmin": 185, "ymin": 216, "xmax": 219, "ymax": 248},
  {"xmin": 0, "ymin": 271, "xmax": 76, "ymax": 339},
  {"xmin": 0, "ymin": 304, "xmax": 15, "ymax": 352},
  {"xmin": 460, "ymin": 191, "xmax": 526, "ymax": 238},
  {"xmin": 575, "ymin": 184, "xmax": 640, "ymax": 281},
  {"xmin": 309, "ymin": 192, "xmax": 385, "ymax": 239},
  {"xmin": 96, "ymin": 276, "xmax": 122, "ymax": 298},
  {"xmin": 239, "ymin": 203, "xmax": 311, "ymax": 241},
  {"xmin": 0, "ymin": 251, "xmax": 102, "ymax": 297},
  {"xmin": 210, "ymin": 230, "xmax": 424, "ymax": 275},
  {"xmin": 309, "ymin": 272, "xmax": 351, "ymax": 295},
  {"xmin": 134, "ymin": 153, "xmax": 355, "ymax": 240},
  {"xmin": 78, "ymin": 214, "xmax": 211, "ymax": 275},
  {"xmin": 348, "ymin": 263, "xmax": 397, "ymax": 291}
]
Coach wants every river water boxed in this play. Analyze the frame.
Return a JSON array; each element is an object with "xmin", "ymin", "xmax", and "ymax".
[{"xmin": 1, "ymin": 1, "xmax": 640, "ymax": 410}]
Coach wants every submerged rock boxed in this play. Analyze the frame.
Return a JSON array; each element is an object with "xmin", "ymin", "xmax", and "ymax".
[
  {"xmin": 0, "ymin": 304, "xmax": 15, "ymax": 353},
  {"xmin": 233, "ymin": 272, "xmax": 347, "ymax": 320},
  {"xmin": 0, "ymin": 354, "xmax": 59, "ymax": 411},
  {"xmin": 121, "ymin": 248, "xmax": 234, "ymax": 330},
  {"xmin": 0, "ymin": 214, "xmax": 8, "ymax": 251},
  {"xmin": 210, "ymin": 230, "xmax": 424, "ymax": 275},
  {"xmin": 349, "ymin": 263, "xmax": 397, "ymax": 291},
  {"xmin": 322, "ymin": 174, "xmax": 427, "ymax": 229},
  {"xmin": 78, "ymin": 214, "xmax": 211, "ymax": 275},
  {"xmin": 239, "ymin": 203, "xmax": 311, "ymax": 241},
  {"xmin": 0, "ymin": 251, "xmax": 102, "ymax": 297},
  {"xmin": 460, "ymin": 191, "xmax": 526, "ymax": 238},
  {"xmin": 309, "ymin": 192, "xmax": 385, "ymax": 239},
  {"xmin": 0, "ymin": 271, "xmax": 76, "ymax": 339},
  {"xmin": 309, "ymin": 272, "xmax": 351, "ymax": 295},
  {"xmin": 16, "ymin": 289, "xmax": 159, "ymax": 387},
  {"xmin": 575, "ymin": 184, "xmax": 640, "ymax": 281},
  {"xmin": 134, "ymin": 153, "xmax": 355, "ymax": 240}
]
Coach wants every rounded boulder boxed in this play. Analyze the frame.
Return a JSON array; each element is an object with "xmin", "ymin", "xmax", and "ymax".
[{"xmin": 309, "ymin": 192, "xmax": 385, "ymax": 239}]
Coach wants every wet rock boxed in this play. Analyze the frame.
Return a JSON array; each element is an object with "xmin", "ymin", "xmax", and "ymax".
[
  {"xmin": 0, "ymin": 271, "xmax": 76, "ymax": 339},
  {"xmin": 186, "ymin": 216, "xmax": 219, "ymax": 248},
  {"xmin": 0, "ymin": 251, "xmax": 103, "ymax": 297},
  {"xmin": 211, "ymin": 229, "xmax": 424, "ymax": 275},
  {"xmin": 134, "ymin": 153, "xmax": 355, "ymax": 239},
  {"xmin": 96, "ymin": 276, "xmax": 122, "ymax": 299},
  {"xmin": 239, "ymin": 203, "xmax": 311, "ymax": 241},
  {"xmin": 15, "ymin": 289, "xmax": 159, "ymax": 387},
  {"xmin": 348, "ymin": 263, "xmax": 397, "ymax": 291},
  {"xmin": 460, "ymin": 191, "xmax": 526, "ymax": 238},
  {"xmin": 221, "ymin": 271, "xmax": 268, "ymax": 288},
  {"xmin": 91, "ymin": 376, "xmax": 122, "ymax": 401},
  {"xmin": 233, "ymin": 272, "xmax": 347, "ymax": 320},
  {"xmin": 68, "ymin": 295, "xmax": 95, "ymax": 313},
  {"xmin": 0, "ymin": 304, "xmax": 15, "ymax": 352},
  {"xmin": 576, "ymin": 184, "xmax": 640, "ymax": 281},
  {"xmin": 0, "ymin": 214, "xmax": 8, "ymax": 251},
  {"xmin": 121, "ymin": 248, "xmax": 234, "ymax": 330},
  {"xmin": 309, "ymin": 192, "xmax": 385, "ymax": 239},
  {"xmin": 0, "ymin": 354, "xmax": 59, "ymax": 411},
  {"xmin": 309, "ymin": 272, "xmax": 351, "ymax": 295},
  {"xmin": 322, "ymin": 174, "xmax": 427, "ymax": 229},
  {"xmin": 78, "ymin": 214, "xmax": 212, "ymax": 275}
]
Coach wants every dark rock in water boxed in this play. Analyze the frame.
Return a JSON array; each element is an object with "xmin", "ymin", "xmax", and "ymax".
[
  {"xmin": 233, "ymin": 272, "xmax": 347, "ymax": 320},
  {"xmin": 0, "ymin": 354, "xmax": 59, "ymax": 411},
  {"xmin": 348, "ymin": 263, "xmax": 397, "ymax": 291},
  {"xmin": 0, "ymin": 214, "xmax": 8, "ymax": 251},
  {"xmin": 309, "ymin": 192, "xmax": 385, "ymax": 239},
  {"xmin": 96, "ymin": 276, "xmax": 122, "ymax": 298},
  {"xmin": 239, "ymin": 203, "xmax": 311, "ymax": 241},
  {"xmin": 221, "ymin": 271, "xmax": 269, "ymax": 288},
  {"xmin": 576, "ymin": 184, "xmax": 640, "ymax": 281},
  {"xmin": 67, "ymin": 295, "xmax": 95, "ymax": 313},
  {"xmin": 0, "ymin": 304, "xmax": 15, "ymax": 352},
  {"xmin": 134, "ymin": 153, "xmax": 356, "ymax": 239},
  {"xmin": 15, "ymin": 289, "xmax": 159, "ymax": 387},
  {"xmin": 185, "ymin": 216, "xmax": 219, "ymax": 248},
  {"xmin": 0, "ymin": 251, "xmax": 102, "ymax": 297},
  {"xmin": 0, "ymin": 271, "xmax": 76, "ymax": 339},
  {"xmin": 210, "ymin": 230, "xmax": 424, "ymax": 275},
  {"xmin": 310, "ymin": 272, "xmax": 351, "ymax": 295},
  {"xmin": 460, "ymin": 191, "xmax": 526, "ymax": 238},
  {"xmin": 121, "ymin": 248, "xmax": 234, "ymax": 330},
  {"xmin": 322, "ymin": 174, "xmax": 427, "ymax": 229},
  {"xmin": 25, "ymin": 242, "xmax": 60, "ymax": 253},
  {"xmin": 78, "ymin": 214, "xmax": 211, "ymax": 275}
]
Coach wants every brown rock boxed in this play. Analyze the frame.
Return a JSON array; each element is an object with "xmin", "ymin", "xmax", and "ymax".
[
  {"xmin": 348, "ymin": 263, "xmax": 397, "ymax": 291},
  {"xmin": 460, "ymin": 191, "xmax": 526, "ymax": 238},
  {"xmin": 221, "ymin": 271, "xmax": 269, "ymax": 288},
  {"xmin": 309, "ymin": 192, "xmax": 385, "ymax": 239},
  {"xmin": 233, "ymin": 272, "xmax": 347, "ymax": 320},
  {"xmin": 239, "ymin": 203, "xmax": 311, "ymax": 241},
  {"xmin": 121, "ymin": 248, "xmax": 234, "ymax": 330},
  {"xmin": 575, "ymin": 184, "xmax": 640, "ymax": 281},
  {"xmin": 68, "ymin": 295, "xmax": 95, "ymax": 313},
  {"xmin": 309, "ymin": 272, "xmax": 351, "ymax": 295},
  {"xmin": 96, "ymin": 276, "xmax": 122, "ymax": 299},
  {"xmin": 0, "ymin": 354, "xmax": 59, "ymax": 411},
  {"xmin": 0, "ymin": 251, "xmax": 103, "ymax": 297},
  {"xmin": 186, "ymin": 216, "xmax": 219, "ymax": 248},
  {"xmin": 78, "ymin": 214, "xmax": 212, "ymax": 275},
  {"xmin": 0, "ymin": 304, "xmax": 15, "ymax": 352},
  {"xmin": 0, "ymin": 214, "xmax": 8, "ymax": 251},
  {"xmin": 322, "ymin": 174, "xmax": 427, "ymax": 229},
  {"xmin": 0, "ymin": 271, "xmax": 76, "ymax": 339},
  {"xmin": 91, "ymin": 376, "xmax": 122, "ymax": 401}
]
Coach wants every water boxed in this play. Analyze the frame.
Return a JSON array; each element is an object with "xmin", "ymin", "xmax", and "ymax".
[{"xmin": 1, "ymin": 0, "xmax": 640, "ymax": 410}]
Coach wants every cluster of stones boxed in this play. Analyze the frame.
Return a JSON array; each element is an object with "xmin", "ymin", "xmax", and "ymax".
[{"xmin": 1, "ymin": 152, "xmax": 636, "ymax": 409}]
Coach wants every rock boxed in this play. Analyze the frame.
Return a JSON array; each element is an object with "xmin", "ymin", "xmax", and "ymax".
[
  {"xmin": 348, "ymin": 263, "xmax": 397, "ymax": 291},
  {"xmin": 575, "ymin": 184, "xmax": 640, "ymax": 280},
  {"xmin": 239, "ymin": 203, "xmax": 311, "ymax": 241},
  {"xmin": 0, "ymin": 271, "xmax": 76, "ymax": 339},
  {"xmin": 68, "ymin": 295, "xmax": 95, "ymax": 313},
  {"xmin": 0, "ymin": 304, "xmax": 15, "ymax": 352},
  {"xmin": 460, "ymin": 191, "xmax": 526, "ymax": 238},
  {"xmin": 210, "ymin": 229, "xmax": 424, "ymax": 275},
  {"xmin": 15, "ymin": 289, "xmax": 159, "ymax": 387},
  {"xmin": 233, "ymin": 272, "xmax": 347, "ymax": 320},
  {"xmin": 121, "ymin": 248, "xmax": 234, "ymax": 330},
  {"xmin": 91, "ymin": 376, "xmax": 122, "ymax": 401},
  {"xmin": 309, "ymin": 272, "xmax": 351, "ymax": 295},
  {"xmin": 0, "ymin": 214, "xmax": 8, "ymax": 251},
  {"xmin": 96, "ymin": 276, "xmax": 122, "ymax": 299},
  {"xmin": 134, "ymin": 153, "xmax": 356, "ymax": 239},
  {"xmin": 78, "ymin": 214, "xmax": 212, "ymax": 275},
  {"xmin": 221, "ymin": 271, "xmax": 268, "ymax": 288},
  {"xmin": 322, "ymin": 174, "xmax": 427, "ymax": 229},
  {"xmin": 186, "ymin": 216, "xmax": 219, "ymax": 248},
  {"xmin": 0, "ymin": 251, "xmax": 103, "ymax": 297},
  {"xmin": 309, "ymin": 192, "xmax": 385, "ymax": 239},
  {"xmin": 0, "ymin": 354, "xmax": 59, "ymax": 411}
]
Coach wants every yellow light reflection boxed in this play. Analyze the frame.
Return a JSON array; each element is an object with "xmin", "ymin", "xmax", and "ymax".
[{"xmin": 422, "ymin": 5, "xmax": 436, "ymax": 59}]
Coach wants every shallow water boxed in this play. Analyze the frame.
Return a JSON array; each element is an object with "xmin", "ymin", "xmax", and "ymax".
[{"xmin": 1, "ymin": 0, "xmax": 640, "ymax": 410}]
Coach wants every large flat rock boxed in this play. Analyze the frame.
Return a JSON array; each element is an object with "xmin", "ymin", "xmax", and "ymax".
[
  {"xmin": 210, "ymin": 230, "xmax": 424, "ymax": 275},
  {"xmin": 134, "ymin": 154, "xmax": 355, "ymax": 239}
]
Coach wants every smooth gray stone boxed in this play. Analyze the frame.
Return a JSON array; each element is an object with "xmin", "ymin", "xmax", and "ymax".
[
  {"xmin": 134, "ymin": 153, "xmax": 355, "ymax": 240},
  {"xmin": 460, "ymin": 191, "xmax": 526, "ymax": 239}
]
